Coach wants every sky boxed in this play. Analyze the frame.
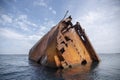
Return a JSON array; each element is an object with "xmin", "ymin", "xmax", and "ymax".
[{"xmin": 0, "ymin": 0, "xmax": 120, "ymax": 54}]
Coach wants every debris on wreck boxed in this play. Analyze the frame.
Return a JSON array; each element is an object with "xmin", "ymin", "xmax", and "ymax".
[{"xmin": 29, "ymin": 15, "xmax": 99, "ymax": 69}]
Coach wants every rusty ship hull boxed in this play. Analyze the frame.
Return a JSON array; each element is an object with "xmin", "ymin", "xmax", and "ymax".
[{"xmin": 29, "ymin": 16, "xmax": 99, "ymax": 68}]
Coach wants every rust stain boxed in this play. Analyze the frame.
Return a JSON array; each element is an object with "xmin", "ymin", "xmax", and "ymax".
[{"xmin": 29, "ymin": 16, "xmax": 99, "ymax": 68}]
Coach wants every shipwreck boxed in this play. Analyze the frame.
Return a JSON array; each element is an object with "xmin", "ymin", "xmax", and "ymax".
[{"xmin": 29, "ymin": 16, "xmax": 99, "ymax": 69}]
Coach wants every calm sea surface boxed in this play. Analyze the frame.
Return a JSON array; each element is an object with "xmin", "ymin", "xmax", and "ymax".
[{"xmin": 0, "ymin": 53, "xmax": 120, "ymax": 80}]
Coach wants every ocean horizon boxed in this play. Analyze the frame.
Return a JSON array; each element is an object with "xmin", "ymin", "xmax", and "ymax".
[{"xmin": 0, "ymin": 53, "xmax": 120, "ymax": 80}]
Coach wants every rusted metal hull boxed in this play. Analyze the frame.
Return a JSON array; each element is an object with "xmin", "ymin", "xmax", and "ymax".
[{"xmin": 29, "ymin": 16, "xmax": 99, "ymax": 68}]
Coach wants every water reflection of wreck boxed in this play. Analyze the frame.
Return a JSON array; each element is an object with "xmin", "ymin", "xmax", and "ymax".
[
  {"xmin": 29, "ymin": 16, "xmax": 99, "ymax": 69},
  {"xmin": 56, "ymin": 62, "xmax": 99, "ymax": 80}
]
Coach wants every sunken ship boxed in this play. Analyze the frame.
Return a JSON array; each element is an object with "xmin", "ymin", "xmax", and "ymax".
[{"xmin": 29, "ymin": 16, "xmax": 99, "ymax": 68}]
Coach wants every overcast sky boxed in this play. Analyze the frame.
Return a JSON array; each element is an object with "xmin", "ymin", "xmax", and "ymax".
[{"xmin": 0, "ymin": 0, "xmax": 120, "ymax": 54}]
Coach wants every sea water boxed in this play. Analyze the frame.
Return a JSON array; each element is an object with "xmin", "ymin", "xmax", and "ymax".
[{"xmin": 0, "ymin": 53, "xmax": 120, "ymax": 80}]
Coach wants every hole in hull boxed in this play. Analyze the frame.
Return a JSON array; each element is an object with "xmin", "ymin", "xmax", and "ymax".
[
  {"xmin": 60, "ymin": 48, "xmax": 65, "ymax": 54},
  {"xmin": 81, "ymin": 59, "xmax": 87, "ymax": 65}
]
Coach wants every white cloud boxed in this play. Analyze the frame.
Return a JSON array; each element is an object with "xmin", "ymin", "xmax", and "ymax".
[
  {"xmin": 0, "ymin": 14, "xmax": 44, "ymax": 54},
  {"xmin": 17, "ymin": 22, "xmax": 29, "ymax": 31},
  {"xmin": 33, "ymin": 0, "xmax": 47, "ymax": 7},
  {"xmin": 52, "ymin": 10, "xmax": 56, "ymax": 15},
  {"xmin": 0, "ymin": 28, "xmax": 25, "ymax": 40},
  {"xmin": 17, "ymin": 14, "xmax": 27, "ymax": 20},
  {"xmin": 71, "ymin": 1, "xmax": 120, "ymax": 53},
  {"xmin": 81, "ymin": 11, "xmax": 103, "ymax": 24},
  {"xmin": 14, "ymin": 14, "xmax": 38, "ymax": 31},
  {"xmin": 0, "ymin": 28, "xmax": 40, "ymax": 41},
  {"xmin": 43, "ymin": 19, "xmax": 55, "ymax": 28},
  {"xmin": 0, "ymin": 14, "xmax": 12, "ymax": 24},
  {"xmin": 33, "ymin": 0, "xmax": 57, "ymax": 15},
  {"xmin": 17, "ymin": 15, "xmax": 37, "ymax": 27},
  {"xmin": 0, "ymin": 14, "xmax": 55, "ymax": 41},
  {"xmin": 0, "ymin": 28, "xmax": 42, "ymax": 54},
  {"xmin": 27, "ymin": 34, "xmax": 41, "ymax": 41},
  {"xmin": 40, "ymin": 26, "xmax": 47, "ymax": 31},
  {"xmin": 48, "ymin": 7, "xmax": 52, "ymax": 10},
  {"xmin": 0, "ymin": 28, "xmax": 24, "ymax": 40},
  {"xmin": 49, "ymin": 7, "xmax": 56, "ymax": 15},
  {"xmin": 0, "ymin": 14, "xmax": 38, "ymax": 31}
]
